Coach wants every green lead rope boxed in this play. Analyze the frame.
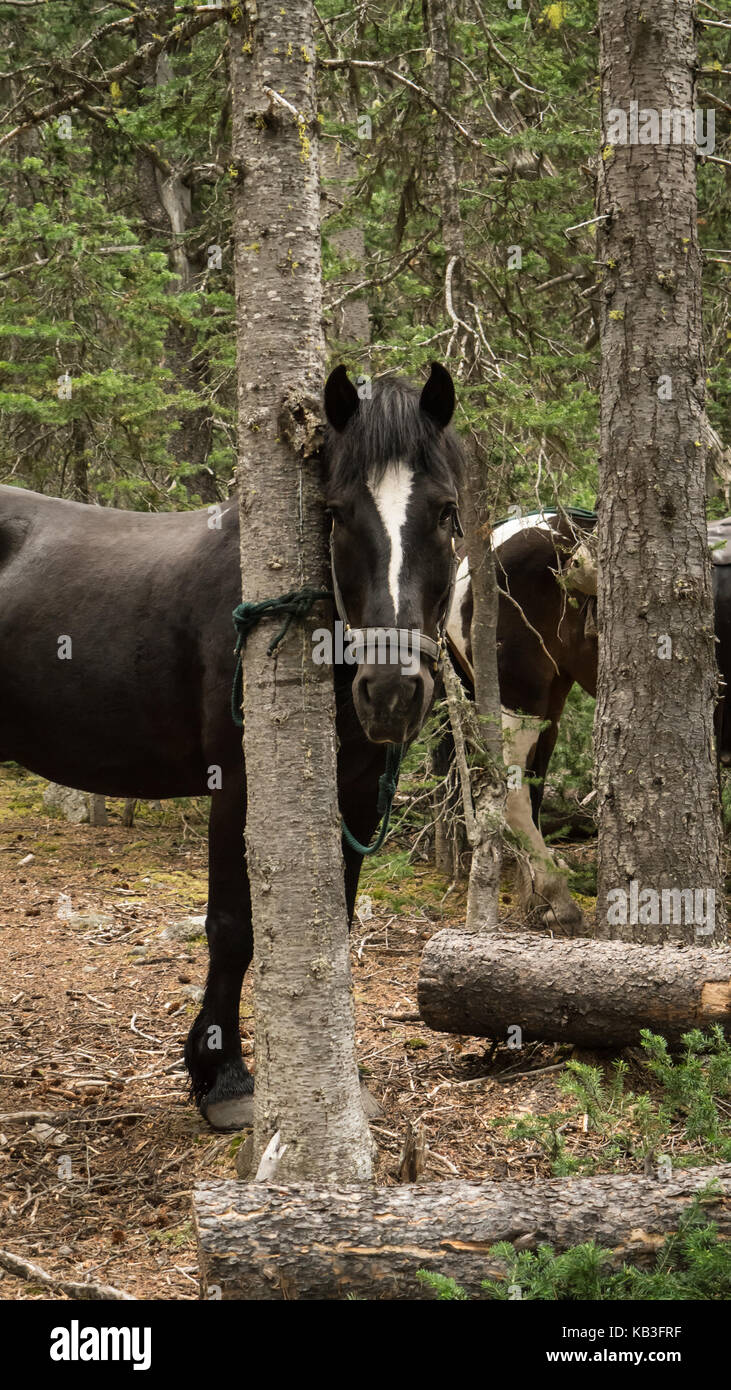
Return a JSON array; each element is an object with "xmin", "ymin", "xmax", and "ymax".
[
  {"xmin": 230, "ymin": 586, "xmax": 403, "ymax": 858},
  {"xmin": 231, "ymin": 586, "xmax": 331, "ymax": 728},
  {"xmin": 341, "ymin": 742, "xmax": 403, "ymax": 858}
]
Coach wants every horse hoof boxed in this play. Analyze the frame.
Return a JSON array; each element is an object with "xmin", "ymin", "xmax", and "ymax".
[{"xmin": 202, "ymin": 1095, "xmax": 254, "ymax": 1132}]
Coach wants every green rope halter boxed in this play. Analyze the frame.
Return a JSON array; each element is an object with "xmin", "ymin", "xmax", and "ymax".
[{"xmin": 230, "ymin": 586, "xmax": 402, "ymax": 858}]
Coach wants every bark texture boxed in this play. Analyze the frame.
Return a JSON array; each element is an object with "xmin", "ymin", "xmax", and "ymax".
[
  {"xmin": 418, "ymin": 928, "xmax": 731, "ymax": 1047},
  {"xmin": 595, "ymin": 0, "xmax": 724, "ymax": 941},
  {"xmin": 231, "ymin": 0, "xmax": 371, "ymax": 1181},
  {"xmin": 194, "ymin": 1165, "xmax": 731, "ymax": 1299},
  {"xmin": 428, "ymin": 0, "xmax": 505, "ymax": 930}
]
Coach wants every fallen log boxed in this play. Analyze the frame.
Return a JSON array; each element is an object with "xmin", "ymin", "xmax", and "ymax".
[
  {"xmin": 193, "ymin": 1165, "xmax": 731, "ymax": 1300},
  {"xmin": 418, "ymin": 929, "xmax": 731, "ymax": 1047}
]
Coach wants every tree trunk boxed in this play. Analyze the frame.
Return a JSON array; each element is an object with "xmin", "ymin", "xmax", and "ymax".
[
  {"xmin": 321, "ymin": 137, "xmax": 370, "ymax": 346},
  {"xmin": 88, "ymin": 794, "xmax": 107, "ymax": 828},
  {"xmin": 230, "ymin": 0, "xmax": 372, "ymax": 1182},
  {"xmin": 70, "ymin": 415, "xmax": 88, "ymax": 502},
  {"xmin": 418, "ymin": 927, "xmax": 731, "ymax": 1047},
  {"xmin": 459, "ymin": 472, "xmax": 505, "ymax": 931},
  {"xmin": 430, "ymin": 710, "xmax": 464, "ymax": 878},
  {"xmin": 427, "ymin": 0, "xmax": 505, "ymax": 930},
  {"xmin": 134, "ymin": 3, "xmax": 216, "ymax": 503},
  {"xmin": 594, "ymin": 0, "xmax": 724, "ymax": 942},
  {"xmin": 194, "ymin": 1164, "xmax": 731, "ymax": 1299}
]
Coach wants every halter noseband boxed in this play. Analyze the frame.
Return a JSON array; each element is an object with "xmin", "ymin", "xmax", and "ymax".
[{"xmin": 329, "ymin": 523, "xmax": 460, "ymax": 675}]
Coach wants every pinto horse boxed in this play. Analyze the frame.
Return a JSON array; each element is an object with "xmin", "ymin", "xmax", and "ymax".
[
  {"xmin": 0, "ymin": 363, "xmax": 462, "ymax": 1129},
  {"xmin": 446, "ymin": 509, "xmax": 730, "ymax": 929}
]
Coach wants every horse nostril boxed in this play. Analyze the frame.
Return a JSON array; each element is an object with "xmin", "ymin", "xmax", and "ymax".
[
  {"xmin": 363, "ymin": 681, "xmax": 400, "ymax": 715},
  {"xmin": 362, "ymin": 673, "xmax": 422, "ymax": 720}
]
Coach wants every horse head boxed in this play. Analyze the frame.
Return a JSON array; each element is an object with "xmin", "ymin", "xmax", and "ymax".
[{"xmin": 324, "ymin": 362, "xmax": 463, "ymax": 745}]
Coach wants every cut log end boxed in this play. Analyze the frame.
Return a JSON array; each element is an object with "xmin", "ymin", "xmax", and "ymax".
[{"xmin": 701, "ymin": 978, "xmax": 731, "ymax": 1018}]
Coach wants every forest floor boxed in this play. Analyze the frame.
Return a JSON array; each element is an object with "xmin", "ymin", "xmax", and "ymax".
[{"xmin": 0, "ymin": 766, "xmax": 726, "ymax": 1301}]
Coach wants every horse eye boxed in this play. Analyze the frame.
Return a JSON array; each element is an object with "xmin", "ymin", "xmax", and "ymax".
[
  {"xmin": 439, "ymin": 504, "xmax": 456, "ymax": 529},
  {"xmin": 326, "ymin": 505, "xmax": 342, "ymax": 524}
]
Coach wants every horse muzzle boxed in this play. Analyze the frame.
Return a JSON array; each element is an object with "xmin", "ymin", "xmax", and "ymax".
[{"xmin": 353, "ymin": 661, "xmax": 431, "ymax": 744}]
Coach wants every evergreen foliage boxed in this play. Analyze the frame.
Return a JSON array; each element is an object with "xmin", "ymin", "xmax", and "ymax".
[
  {"xmin": 417, "ymin": 1193, "xmax": 731, "ymax": 1299},
  {"xmin": 1, "ymin": 2, "xmax": 727, "ymax": 514}
]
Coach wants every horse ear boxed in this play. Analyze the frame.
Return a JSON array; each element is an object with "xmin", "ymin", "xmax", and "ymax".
[
  {"xmin": 420, "ymin": 362, "xmax": 455, "ymax": 430},
  {"xmin": 324, "ymin": 365, "xmax": 360, "ymax": 432}
]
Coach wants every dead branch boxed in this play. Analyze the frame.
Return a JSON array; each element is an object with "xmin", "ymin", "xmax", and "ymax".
[{"xmin": 0, "ymin": 1248, "xmax": 134, "ymax": 1301}]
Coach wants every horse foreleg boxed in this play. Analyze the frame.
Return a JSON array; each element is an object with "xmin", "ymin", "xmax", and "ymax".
[
  {"xmin": 527, "ymin": 675, "xmax": 575, "ymax": 822},
  {"xmin": 502, "ymin": 707, "xmax": 584, "ymax": 933},
  {"xmin": 184, "ymin": 775, "xmax": 254, "ymax": 1131},
  {"xmin": 342, "ymin": 837, "xmax": 386, "ymax": 1119}
]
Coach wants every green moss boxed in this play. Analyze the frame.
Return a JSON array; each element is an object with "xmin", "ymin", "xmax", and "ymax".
[
  {"xmin": 148, "ymin": 1220, "xmax": 194, "ymax": 1250},
  {"xmin": 0, "ymin": 766, "xmax": 47, "ymax": 818},
  {"xmin": 359, "ymin": 851, "xmax": 455, "ymax": 915}
]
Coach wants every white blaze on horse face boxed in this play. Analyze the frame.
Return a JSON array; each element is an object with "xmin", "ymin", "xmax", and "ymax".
[{"xmin": 367, "ymin": 461, "xmax": 413, "ymax": 620}]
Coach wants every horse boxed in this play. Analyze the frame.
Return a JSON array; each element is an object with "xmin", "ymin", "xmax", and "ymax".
[
  {"xmin": 0, "ymin": 362, "xmax": 463, "ymax": 1130},
  {"xmin": 446, "ymin": 508, "xmax": 730, "ymax": 929}
]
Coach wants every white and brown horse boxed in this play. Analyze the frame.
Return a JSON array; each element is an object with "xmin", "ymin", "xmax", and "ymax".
[{"xmin": 446, "ymin": 510, "xmax": 731, "ymax": 929}]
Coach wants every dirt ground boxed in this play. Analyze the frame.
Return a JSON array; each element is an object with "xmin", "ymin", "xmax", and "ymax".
[{"xmin": 0, "ymin": 767, "xmax": 720, "ymax": 1300}]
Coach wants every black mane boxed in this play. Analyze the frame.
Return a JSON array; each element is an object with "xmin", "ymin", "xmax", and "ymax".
[{"xmin": 326, "ymin": 376, "xmax": 463, "ymax": 496}]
